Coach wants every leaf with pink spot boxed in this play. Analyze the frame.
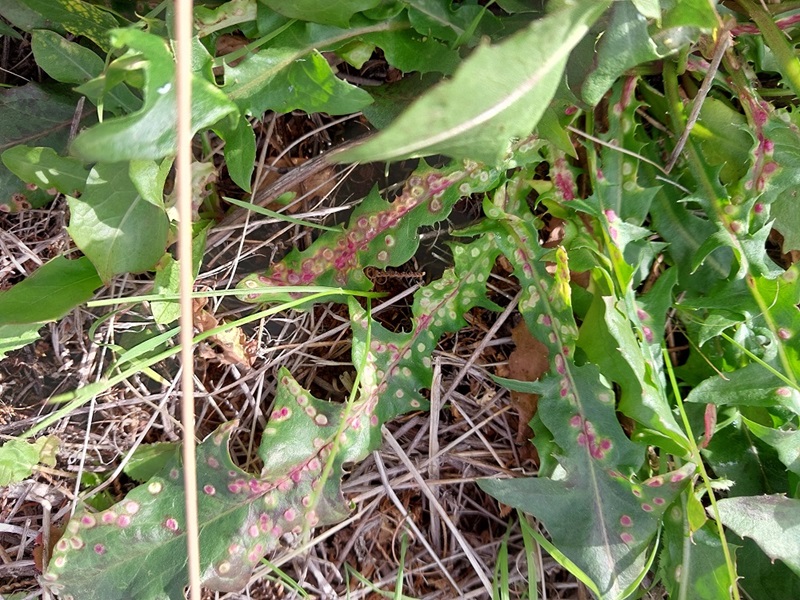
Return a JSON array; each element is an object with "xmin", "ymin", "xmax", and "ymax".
[
  {"xmin": 479, "ymin": 181, "xmax": 694, "ymax": 597},
  {"xmin": 237, "ymin": 159, "xmax": 501, "ymax": 304}
]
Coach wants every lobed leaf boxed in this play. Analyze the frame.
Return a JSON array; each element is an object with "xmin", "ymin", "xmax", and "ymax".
[
  {"xmin": 0, "ymin": 436, "xmax": 59, "ymax": 485},
  {"xmin": 71, "ymin": 29, "xmax": 237, "ymax": 163},
  {"xmin": 590, "ymin": 78, "xmax": 659, "ymax": 224},
  {"xmin": 715, "ymin": 495, "xmax": 800, "ymax": 577},
  {"xmin": 237, "ymin": 158, "xmax": 502, "ymax": 302},
  {"xmin": 478, "ymin": 172, "xmax": 696, "ymax": 598},
  {"xmin": 47, "ymin": 283, "xmax": 457, "ymax": 599},
  {"xmin": 225, "ymin": 48, "xmax": 373, "ymax": 117}
]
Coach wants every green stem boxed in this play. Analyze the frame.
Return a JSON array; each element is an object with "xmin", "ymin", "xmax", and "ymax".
[
  {"xmin": 737, "ymin": 0, "xmax": 800, "ymax": 97},
  {"xmin": 662, "ymin": 60, "xmax": 726, "ymax": 203},
  {"xmin": 662, "ymin": 347, "xmax": 742, "ymax": 600},
  {"xmin": 720, "ymin": 331, "xmax": 799, "ymax": 392}
]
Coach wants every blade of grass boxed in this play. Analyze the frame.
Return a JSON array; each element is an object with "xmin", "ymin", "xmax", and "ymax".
[
  {"xmin": 21, "ymin": 290, "xmax": 352, "ymax": 439},
  {"xmin": 86, "ymin": 286, "xmax": 385, "ymax": 307},
  {"xmin": 492, "ymin": 524, "xmax": 511, "ymax": 600},
  {"xmin": 517, "ymin": 512, "xmax": 540, "ymax": 600},
  {"xmin": 662, "ymin": 345, "xmax": 741, "ymax": 600},
  {"xmin": 224, "ymin": 196, "xmax": 344, "ymax": 232}
]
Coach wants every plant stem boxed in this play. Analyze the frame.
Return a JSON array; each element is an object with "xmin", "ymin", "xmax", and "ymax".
[
  {"xmin": 736, "ymin": 0, "xmax": 800, "ymax": 97},
  {"xmin": 662, "ymin": 347, "xmax": 742, "ymax": 600}
]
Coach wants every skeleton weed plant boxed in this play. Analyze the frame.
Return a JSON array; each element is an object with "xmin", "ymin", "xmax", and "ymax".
[{"xmin": 0, "ymin": 0, "xmax": 799, "ymax": 598}]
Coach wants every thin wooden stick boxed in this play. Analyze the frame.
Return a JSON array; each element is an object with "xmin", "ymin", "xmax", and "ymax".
[
  {"xmin": 175, "ymin": 1, "xmax": 201, "ymax": 598},
  {"xmin": 664, "ymin": 29, "xmax": 731, "ymax": 173}
]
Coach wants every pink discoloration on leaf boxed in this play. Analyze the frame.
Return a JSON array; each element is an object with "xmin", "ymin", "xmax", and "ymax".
[
  {"xmin": 80, "ymin": 515, "xmax": 96, "ymax": 527},
  {"xmin": 620, "ymin": 532, "xmax": 634, "ymax": 544},
  {"xmin": 700, "ymin": 403, "xmax": 717, "ymax": 449},
  {"xmin": 553, "ymin": 158, "xmax": 576, "ymax": 201}
]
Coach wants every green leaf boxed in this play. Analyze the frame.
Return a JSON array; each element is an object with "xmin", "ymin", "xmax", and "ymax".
[
  {"xmin": 66, "ymin": 164, "xmax": 169, "ymax": 283},
  {"xmin": 194, "ymin": 0, "xmax": 257, "ymax": 37},
  {"xmin": 742, "ymin": 417, "xmax": 800, "ymax": 476},
  {"xmin": 693, "ymin": 98, "xmax": 752, "ymax": 185},
  {"xmin": 47, "ymin": 321, "xmax": 429, "ymax": 600},
  {"xmin": 364, "ymin": 27, "xmax": 460, "ymax": 74},
  {"xmin": 405, "ymin": 0, "xmax": 490, "ymax": 43},
  {"xmin": 735, "ymin": 536, "xmax": 800, "ymax": 600},
  {"xmin": 481, "ymin": 407, "xmax": 694, "ymax": 600},
  {"xmin": 71, "ymin": 29, "xmax": 237, "ymax": 162},
  {"xmin": 238, "ymin": 158, "xmax": 503, "ymax": 302},
  {"xmin": 702, "ymin": 418, "xmax": 789, "ymax": 497},
  {"xmin": 578, "ymin": 293, "xmax": 688, "ymax": 453},
  {"xmin": 31, "ymin": 28, "xmax": 106, "ymax": 84},
  {"xmin": 0, "ymin": 20, "xmax": 22, "ymax": 39},
  {"xmin": 648, "ymin": 189, "xmax": 732, "ymax": 292},
  {"xmin": 151, "ymin": 225, "xmax": 210, "ymax": 325},
  {"xmin": 212, "ymin": 113, "xmax": 256, "ymax": 192},
  {"xmin": 0, "ymin": 323, "xmax": 42, "ymax": 359},
  {"xmin": 31, "ymin": 29, "xmax": 140, "ymax": 115},
  {"xmin": 122, "ymin": 443, "xmax": 179, "ymax": 483},
  {"xmin": 361, "ymin": 72, "xmax": 443, "ymax": 130},
  {"xmin": 337, "ymin": 0, "xmax": 611, "ymax": 165},
  {"xmin": 0, "ymin": 83, "xmax": 88, "ymax": 210},
  {"xmin": 0, "ymin": 256, "xmax": 102, "ymax": 325},
  {"xmin": 225, "ymin": 48, "xmax": 372, "ymax": 117},
  {"xmin": 259, "ymin": 0, "xmax": 381, "ymax": 27},
  {"xmin": 715, "ymin": 495, "xmax": 800, "ymax": 577},
  {"xmin": 1, "ymin": 146, "xmax": 88, "ymax": 195},
  {"xmin": 15, "ymin": 0, "xmax": 118, "ymax": 50},
  {"xmin": 771, "ymin": 197, "xmax": 800, "ymax": 253},
  {"xmin": 128, "ymin": 159, "xmax": 172, "ymax": 207},
  {"xmin": 0, "ymin": 0, "xmax": 67, "ymax": 33},
  {"xmin": 660, "ymin": 507, "xmax": 734, "ymax": 600},
  {"xmin": 759, "ymin": 116, "xmax": 800, "ymax": 253},
  {"xmin": 660, "ymin": 0, "xmax": 718, "ymax": 30},
  {"xmin": 686, "ymin": 364, "xmax": 800, "ymax": 414},
  {"xmin": 571, "ymin": 1, "xmax": 662, "ymax": 106},
  {"xmin": 0, "ymin": 436, "xmax": 60, "ymax": 485},
  {"xmin": 479, "ymin": 184, "xmax": 697, "ymax": 597},
  {"xmin": 631, "ymin": 0, "xmax": 660, "ymax": 20},
  {"xmin": 590, "ymin": 79, "xmax": 659, "ymax": 223}
]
